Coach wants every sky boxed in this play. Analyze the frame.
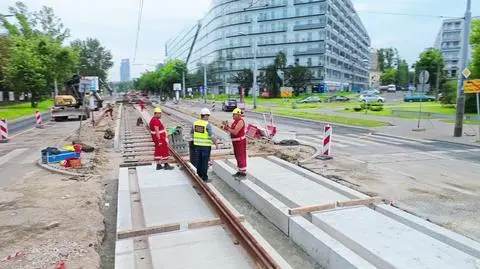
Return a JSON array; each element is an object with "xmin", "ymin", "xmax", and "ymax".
[{"xmin": 1, "ymin": 0, "xmax": 479, "ymax": 81}]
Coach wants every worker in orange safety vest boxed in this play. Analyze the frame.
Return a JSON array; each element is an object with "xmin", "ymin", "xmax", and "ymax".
[{"xmin": 223, "ymin": 108, "xmax": 247, "ymax": 178}]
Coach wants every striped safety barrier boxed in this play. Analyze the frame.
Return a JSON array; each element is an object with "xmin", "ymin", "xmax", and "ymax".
[
  {"xmin": 35, "ymin": 110, "xmax": 43, "ymax": 128},
  {"xmin": 0, "ymin": 119, "xmax": 8, "ymax": 143},
  {"xmin": 322, "ymin": 124, "xmax": 332, "ymax": 156}
]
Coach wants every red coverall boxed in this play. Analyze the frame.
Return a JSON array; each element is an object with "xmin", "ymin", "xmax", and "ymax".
[
  {"xmin": 149, "ymin": 117, "xmax": 169, "ymax": 162},
  {"xmin": 230, "ymin": 118, "xmax": 247, "ymax": 173},
  {"xmin": 139, "ymin": 100, "xmax": 145, "ymax": 111}
]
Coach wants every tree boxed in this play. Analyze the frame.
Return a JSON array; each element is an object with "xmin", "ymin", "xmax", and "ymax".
[
  {"xmin": 284, "ymin": 64, "xmax": 314, "ymax": 96},
  {"xmin": 377, "ymin": 48, "xmax": 398, "ymax": 72},
  {"xmin": 470, "ymin": 19, "xmax": 480, "ymax": 78},
  {"xmin": 380, "ymin": 68, "xmax": 396, "ymax": 85},
  {"xmin": 441, "ymin": 80, "xmax": 458, "ymax": 104},
  {"xmin": 231, "ymin": 69, "xmax": 253, "ymax": 97},
  {"xmin": 32, "ymin": 6, "xmax": 70, "ymax": 42},
  {"xmin": 414, "ymin": 48, "xmax": 445, "ymax": 94},
  {"xmin": 263, "ymin": 52, "xmax": 286, "ymax": 98},
  {"xmin": 135, "ymin": 60, "xmax": 187, "ymax": 96},
  {"xmin": 397, "ymin": 60, "xmax": 409, "ymax": 88},
  {"xmin": 0, "ymin": 36, "xmax": 12, "ymax": 92},
  {"xmin": 71, "ymin": 38, "xmax": 113, "ymax": 82}
]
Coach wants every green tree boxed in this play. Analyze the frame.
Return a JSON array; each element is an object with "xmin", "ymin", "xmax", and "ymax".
[
  {"xmin": 135, "ymin": 60, "xmax": 187, "ymax": 96},
  {"xmin": 0, "ymin": 36, "xmax": 12, "ymax": 93},
  {"xmin": 71, "ymin": 38, "xmax": 113, "ymax": 82},
  {"xmin": 263, "ymin": 52, "xmax": 286, "ymax": 98},
  {"xmin": 32, "ymin": 6, "xmax": 70, "ymax": 42},
  {"xmin": 380, "ymin": 68, "xmax": 396, "ymax": 85},
  {"xmin": 377, "ymin": 48, "xmax": 398, "ymax": 72},
  {"xmin": 414, "ymin": 48, "xmax": 445, "ymax": 94},
  {"xmin": 397, "ymin": 60, "xmax": 409, "ymax": 88},
  {"xmin": 231, "ymin": 69, "xmax": 253, "ymax": 97},
  {"xmin": 441, "ymin": 80, "xmax": 458, "ymax": 104},
  {"xmin": 470, "ymin": 19, "xmax": 480, "ymax": 78},
  {"xmin": 284, "ymin": 64, "xmax": 314, "ymax": 96}
]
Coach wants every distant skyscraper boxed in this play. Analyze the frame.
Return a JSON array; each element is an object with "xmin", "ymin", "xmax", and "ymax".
[{"xmin": 120, "ymin": 59, "xmax": 131, "ymax": 82}]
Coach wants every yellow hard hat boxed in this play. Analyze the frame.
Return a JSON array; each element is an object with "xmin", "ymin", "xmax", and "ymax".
[
  {"xmin": 153, "ymin": 107, "xmax": 162, "ymax": 113},
  {"xmin": 232, "ymin": 108, "xmax": 242, "ymax": 115}
]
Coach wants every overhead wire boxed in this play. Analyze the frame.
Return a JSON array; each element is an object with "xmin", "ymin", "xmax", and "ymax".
[{"xmin": 133, "ymin": 0, "xmax": 144, "ymax": 64}]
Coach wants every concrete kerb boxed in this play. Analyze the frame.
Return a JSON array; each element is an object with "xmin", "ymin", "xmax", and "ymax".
[
  {"xmin": 36, "ymin": 159, "xmax": 86, "ymax": 177},
  {"xmin": 114, "ymin": 103, "xmax": 123, "ymax": 152},
  {"xmin": 213, "ymin": 160, "xmax": 291, "ymax": 235}
]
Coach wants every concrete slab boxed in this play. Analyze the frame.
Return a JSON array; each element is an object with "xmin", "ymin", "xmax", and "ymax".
[
  {"xmin": 117, "ymin": 168, "xmax": 132, "ymax": 232},
  {"xmin": 149, "ymin": 226, "xmax": 254, "ymax": 269},
  {"xmin": 289, "ymin": 216, "xmax": 376, "ymax": 269},
  {"xmin": 115, "ymin": 239, "xmax": 135, "ymax": 269},
  {"xmin": 214, "ymin": 160, "xmax": 291, "ymax": 234},
  {"xmin": 244, "ymin": 157, "xmax": 350, "ymax": 207},
  {"xmin": 137, "ymin": 167, "xmax": 216, "ymax": 227},
  {"xmin": 313, "ymin": 206, "xmax": 480, "ymax": 269}
]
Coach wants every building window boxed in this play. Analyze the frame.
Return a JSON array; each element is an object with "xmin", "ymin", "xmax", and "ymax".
[
  {"xmin": 307, "ymin": 58, "xmax": 312, "ymax": 66},
  {"xmin": 283, "ymin": 34, "xmax": 287, "ymax": 43},
  {"xmin": 308, "ymin": 32, "xmax": 312, "ymax": 41},
  {"xmin": 283, "ymin": 8, "xmax": 288, "ymax": 18},
  {"xmin": 296, "ymin": 7, "xmax": 300, "ymax": 16}
]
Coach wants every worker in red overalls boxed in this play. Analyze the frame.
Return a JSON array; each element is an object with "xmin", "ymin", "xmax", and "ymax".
[
  {"xmin": 223, "ymin": 108, "xmax": 247, "ymax": 178},
  {"xmin": 139, "ymin": 99, "xmax": 145, "ymax": 112},
  {"xmin": 150, "ymin": 107, "xmax": 173, "ymax": 170}
]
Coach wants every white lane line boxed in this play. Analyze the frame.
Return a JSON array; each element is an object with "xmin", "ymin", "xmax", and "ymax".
[
  {"xmin": 342, "ymin": 134, "xmax": 388, "ymax": 146},
  {"xmin": 469, "ymin": 148, "xmax": 480, "ymax": 152},
  {"xmin": 0, "ymin": 148, "xmax": 28, "ymax": 166},
  {"xmin": 369, "ymin": 134, "xmax": 417, "ymax": 145},
  {"xmin": 333, "ymin": 134, "xmax": 367, "ymax": 147},
  {"xmin": 300, "ymin": 135, "xmax": 348, "ymax": 148},
  {"xmin": 374, "ymin": 132, "xmax": 435, "ymax": 143}
]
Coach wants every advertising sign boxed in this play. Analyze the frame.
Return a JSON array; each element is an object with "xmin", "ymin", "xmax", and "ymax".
[
  {"xmin": 8, "ymin": 91, "xmax": 14, "ymax": 101},
  {"xmin": 280, "ymin": 87, "xmax": 293, "ymax": 98},
  {"xmin": 173, "ymin": 83, "xmax": 182, "ymax": 91},
  {"xmin": 464, "ymin": 79, "xmax": 480, "ymax": 94}
]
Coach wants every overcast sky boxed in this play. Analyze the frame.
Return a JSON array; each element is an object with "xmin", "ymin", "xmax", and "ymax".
[{"xmin": 1, "ymin": 0, "xmax": 479, "ymax": 81}]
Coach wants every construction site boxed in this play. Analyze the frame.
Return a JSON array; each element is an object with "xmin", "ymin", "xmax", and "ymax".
[{"xmin": 0, "ymin": 92, "xmax": 479, "ymax": 269}]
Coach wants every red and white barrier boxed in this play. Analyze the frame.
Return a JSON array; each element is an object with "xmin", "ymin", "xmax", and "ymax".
[
  {"xmin": 322, "ymin": 124, "xmax": 332, "ymax": 156},
  {"xmin": 35, "ymin": 110, "xmax": 43, "ymax": 128},
  {"xmin": 0, "ymin": 119, "xmax": 8, "ymax": 143}
]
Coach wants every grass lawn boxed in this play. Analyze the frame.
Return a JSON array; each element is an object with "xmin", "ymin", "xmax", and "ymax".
[
  {"xmin": 0, "ymin": 99, "xmax": 54, "ymax": 120},
  {"xmin": 256, "ymin": 107, "xmax": 389, "ymax": 127}
]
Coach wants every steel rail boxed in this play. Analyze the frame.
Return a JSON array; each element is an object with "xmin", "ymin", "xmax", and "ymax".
[{"xmin": 169, "ymin": 148, "xmax": 280, "ymax": 269}]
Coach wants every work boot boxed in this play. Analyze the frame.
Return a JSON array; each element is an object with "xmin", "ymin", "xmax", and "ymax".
[
  {"xmin": 232, "ymin": 172, "xmax": 242, "ymax": 178},
  {"xmin": 163, "ymin": 163, "xmax": 174, "ymax": 170},
  {"xmin": 156, "ymin": 164, "xmax": 162, "ymax": 170}
]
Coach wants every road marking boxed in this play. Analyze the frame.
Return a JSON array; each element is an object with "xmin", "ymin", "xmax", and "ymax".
[
  {"xmin": 369, "ymin": 134, "xmax": 418, "ymax": 145},
  {"xmin": 300, "ymin": 135, "xmax": 348, "ymax": 148},
  {"xmin": 469, "ymin": 148, "xmax": 480, "ymax": 152},
  {"xmin": 334, "ymin": 134, "xmax": 366, "ymax": 147},
  {"xmin": 342, "ymin": 134, "xmax": 386, "ymax": 146},
  {"xmin": 374, "ymin": 133, "xmax": 434, "ymax": 143},
  {"xmin": 0, "ymin": 148, "xmax": 28, "ymax": 166}
]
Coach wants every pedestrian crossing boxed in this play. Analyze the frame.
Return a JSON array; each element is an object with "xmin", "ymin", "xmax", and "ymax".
[{"xmin": 298, "ymin": 133, "xmax": 440, "ymax": 151}]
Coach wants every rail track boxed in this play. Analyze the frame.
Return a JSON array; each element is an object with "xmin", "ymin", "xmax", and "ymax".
[{"xmin": 114, "ymin": 102, "xmax": 284, "ymax": 268}]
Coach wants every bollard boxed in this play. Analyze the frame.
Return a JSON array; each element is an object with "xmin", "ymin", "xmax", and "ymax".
[
  {"xmin": 35, "ymin": 110, "xmax": 44, "ymax": 128},
  {"xmin": 0, "ymin": 119, "xmax": 8, "ymax": 143},
  {"xmin": 316, "ymin": 124, "xmax": 333, "ymax": 160}
]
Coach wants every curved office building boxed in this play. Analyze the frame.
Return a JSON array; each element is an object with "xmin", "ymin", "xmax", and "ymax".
[{"xmin": 166, "ymin": 0, "xmax": 371, "ymax": 93}]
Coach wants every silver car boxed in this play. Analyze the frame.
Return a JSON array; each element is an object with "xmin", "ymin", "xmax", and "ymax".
[{"xmin": 359, "ymin": 94, "xmax": 384, "ymax": 103}]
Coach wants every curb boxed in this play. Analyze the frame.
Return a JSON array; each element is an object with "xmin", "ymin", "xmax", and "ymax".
[{"xmin": 36, "ymin": 159, "xmax": 86, "ymax": 177}]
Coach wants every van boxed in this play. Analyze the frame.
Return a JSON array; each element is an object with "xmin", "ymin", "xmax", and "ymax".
[{"xmin": 387, "ymin": 84, "xmax": 396, "ymax": 92}]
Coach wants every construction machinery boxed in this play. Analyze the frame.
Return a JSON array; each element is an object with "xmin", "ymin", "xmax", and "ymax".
[{"xmin": 51, "ymin": 75, "xmax": 105, "ymax": 121}]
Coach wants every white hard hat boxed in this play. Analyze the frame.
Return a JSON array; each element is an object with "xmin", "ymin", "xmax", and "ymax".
[{"xmin": 201, "ymin": 108, "xmax": 211, "ymax": 115}]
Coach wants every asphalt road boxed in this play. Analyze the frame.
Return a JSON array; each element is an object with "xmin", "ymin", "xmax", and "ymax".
[{"xmin": 7, "ymin": 111, "xmax": 51, "ymax": 135}]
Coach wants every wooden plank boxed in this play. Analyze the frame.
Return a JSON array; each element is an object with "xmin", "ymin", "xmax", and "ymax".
[
  {"xmin": 187, "ymin": 218, "xmax": 222, "ymax": 229},
  {"xmin": 288, "ymin": 197, "xmax": 383, "ymax": 216},
  {"xmin": 288, "ymin": 202, "xmax": 336, "ymax": 216},
  {"xmin": 118, "ymin": 223, "xmax": 181, "ymax": 239},
  {"xmin": 336, "ymin": 197, "xmax": 382, "ymax": 208}
]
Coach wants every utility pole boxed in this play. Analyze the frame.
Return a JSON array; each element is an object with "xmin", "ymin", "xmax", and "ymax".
[
  {"xmin": 182, "ymin": 72, "xmax": 186, "ymax": 98},
  {"xmin": 454, "ymin": 0, "xmax": 472, "ymax": 137},
  {"xmin": 203, "ymin": 63, "xmax": 207, "ymax": 104}
]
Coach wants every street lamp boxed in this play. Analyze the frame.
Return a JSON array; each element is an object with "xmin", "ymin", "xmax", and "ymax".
[{"xmin": 238, "ymin": 31, "xmax": 258, "ymax": 109}]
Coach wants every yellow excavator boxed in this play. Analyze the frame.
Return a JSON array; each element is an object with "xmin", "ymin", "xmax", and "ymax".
[{"xmin": 52, "ymin": 75, "xmax": 106, "ymax": 121}]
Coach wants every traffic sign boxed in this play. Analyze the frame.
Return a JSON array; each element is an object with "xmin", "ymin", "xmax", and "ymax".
[
  {"xmin": 173, "ymin": 83, "xmax": 182, "ymax": 91},
  {"xmin": 464, "ymin": 79, "xmax": 480, "ymax": 94},
  {"xmin": 419, "ymin": 70, "xmax": 429, "ymax": 84},
  {"xmin": 462, "ymin": 68, "xmax": 471, "ymax": 79}
]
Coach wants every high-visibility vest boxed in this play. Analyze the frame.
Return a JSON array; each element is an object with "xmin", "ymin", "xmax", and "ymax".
[{"xmin": 193, "ymin": 120, "xmax": 212, "ymax": 146}]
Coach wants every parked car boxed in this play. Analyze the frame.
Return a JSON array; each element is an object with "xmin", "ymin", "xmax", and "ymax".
[
  {"xmin": 326, "ymin": 95, "xmax": 350, "ymax": 102},
  {"xmin": 359, "ymin": 94, "xmax": 384, "ymax": 103},
  {"xmin": 403, "ymin": 94, "xmax": 435, "ymax": 102},
  {"xmin": 297, "ymin": 96, "xmax": 321, "ymax": 103},
  {"xmin": 361, "ymin": 89, "xmax": 380, "ymax": 95},
  {"xmin": 387, "ymin": 84, "xmax": 396, "ymax": 92},
  {"xmin": 221, "ymin": 98, "xmax": 238, "ymax": 111}
]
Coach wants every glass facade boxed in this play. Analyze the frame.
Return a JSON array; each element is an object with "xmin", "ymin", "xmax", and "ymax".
[{"xmin": 166, "ymin": 0, "xmax": 371, "ymax": 92}]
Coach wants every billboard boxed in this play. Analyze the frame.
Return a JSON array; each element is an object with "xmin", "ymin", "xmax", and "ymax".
[{"xmin": 280, "ymin": 87, "xmax": 293, "ymax": 98}]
